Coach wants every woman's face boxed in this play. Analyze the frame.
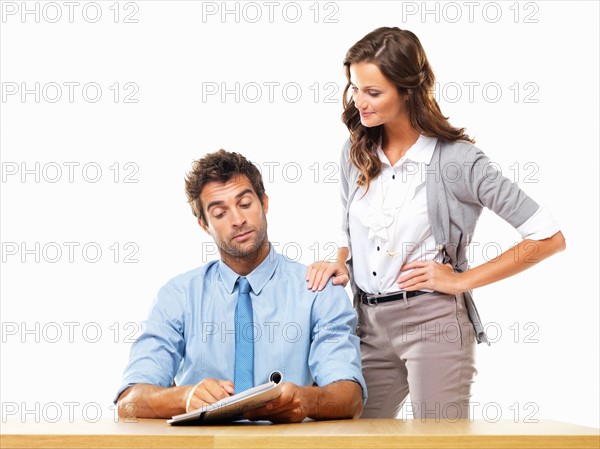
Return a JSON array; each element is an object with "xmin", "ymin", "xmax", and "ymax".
[{"xmin": 349, "ymin": 62, "xmax": 406, "ymax": 128}]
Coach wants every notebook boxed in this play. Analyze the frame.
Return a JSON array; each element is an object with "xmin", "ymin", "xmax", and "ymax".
[{"xmin": 167, "ymin": 371, "xmax": 283, "ymax": 425}]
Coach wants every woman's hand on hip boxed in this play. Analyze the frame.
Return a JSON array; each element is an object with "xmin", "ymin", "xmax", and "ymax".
[
  {"xmin": 396, "ymin": 260, "xmax": 465, "ymax": 295},
  {"xmin": 306, "ymin": 261, "xmax": 350, "ymax": 292}
]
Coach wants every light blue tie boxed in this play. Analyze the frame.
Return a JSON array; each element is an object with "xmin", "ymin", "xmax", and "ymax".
[{"xmin": 234, "ymin": 277, "xmax": 254, "ymax": 393}]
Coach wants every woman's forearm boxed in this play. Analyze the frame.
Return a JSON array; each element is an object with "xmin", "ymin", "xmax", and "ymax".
[{"xmin": 459, "ymin": 231, "xmax": 566, "ymax": 292}]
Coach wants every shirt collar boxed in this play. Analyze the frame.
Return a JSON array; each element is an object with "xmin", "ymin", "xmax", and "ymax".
[
  {"xmin": 377, "ymin": 134, "xmax": 437, "ymax": 166},
  {"xmin": 217, "ymin": 243, "xmax": 279, "ymax": 295}
]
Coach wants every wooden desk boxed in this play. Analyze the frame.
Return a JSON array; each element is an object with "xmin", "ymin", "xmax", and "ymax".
[{"xmin": 1, "ymin": 419, "xmax": 598, "ymax": 449}]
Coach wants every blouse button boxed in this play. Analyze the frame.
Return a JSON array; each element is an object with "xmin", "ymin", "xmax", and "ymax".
[{"xmin": 372, "ymin": 271, "xmax": 377, "ymax": 276}]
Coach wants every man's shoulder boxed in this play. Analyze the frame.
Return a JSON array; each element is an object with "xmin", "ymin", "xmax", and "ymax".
[
  {"xmin": 274, "ymin": 251, "xmax": 308, "ymax": 275},
  {"xmin": 273, "ymin": 252, "xmax": 350, "ymax": 299},
  {"xmin": 274, "ymin": 252, "xmax": 325, "ymax": 284},
  {"xmin": 161, "ymin": 260, "xmax": 219, "ymax": 290}
]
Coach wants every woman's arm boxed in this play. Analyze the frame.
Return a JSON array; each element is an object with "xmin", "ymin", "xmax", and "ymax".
[
  {"xmin": 399, "ymin": 144, "xmax": 567, "ymax": 295},
  {"xmin": 307, "ymin": 142, "xmax": 355, "ymax": 292},
  {"xmin": 398, "ymin": 231, "xmax": 566, "ymax": 295}
]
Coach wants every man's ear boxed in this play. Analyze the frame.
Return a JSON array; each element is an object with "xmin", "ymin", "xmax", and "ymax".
[
  {"xmin": 262, "ymin": 193, "xmax": 269, "ymax": 215},
  {"xmin": 198, "ymin": 216, "xmax": 210, "ymax": 234}
]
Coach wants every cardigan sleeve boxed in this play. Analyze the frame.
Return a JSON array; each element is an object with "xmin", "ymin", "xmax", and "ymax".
[
  {"xmin": 337, "ymin": 139, "xmax": 352, "ymax": 249},
  {"xmin": 462, "ymin": 145, "xmax": 541, "ymax": 229}
]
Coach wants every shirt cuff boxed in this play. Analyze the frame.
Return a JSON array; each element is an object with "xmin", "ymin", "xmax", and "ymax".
[
  {"xmin": 338, "ymin": 231, "xmax": 349, "ymax": 249},
  {"xmin": 317, "ymin": 370, "xmax": 368, "ymax": 405},
  {"xmin": 113, "ymin": 383, "xmax": 136, "ymax": 404},
  {"xmin": 516, "ymin": 205, "xmax": 561, "ymax": 240}
]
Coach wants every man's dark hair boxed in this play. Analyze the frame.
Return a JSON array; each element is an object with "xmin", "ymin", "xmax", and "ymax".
[{"xmin": 185, "ymin": 149, "xmax": 265, "ymax": 225}]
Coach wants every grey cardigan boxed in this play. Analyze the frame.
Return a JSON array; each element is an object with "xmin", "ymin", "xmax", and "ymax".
[{"xmin": 340, "ymin": 138, "xmax": 540, "ymax": 344}]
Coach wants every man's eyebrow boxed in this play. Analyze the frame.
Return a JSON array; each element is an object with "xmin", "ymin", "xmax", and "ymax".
[
  {"xmin": 234, "ymin": 188, "xmax": 254, "ymax": 200},
  {"xmin": 206, "ymin": 188, "xmax": 254, "ymax": 211}
]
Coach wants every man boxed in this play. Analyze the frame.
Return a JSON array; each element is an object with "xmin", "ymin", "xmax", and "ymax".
[{"xmin": 115, "ymin": 150, "xmax": 365, "ymax": 422}]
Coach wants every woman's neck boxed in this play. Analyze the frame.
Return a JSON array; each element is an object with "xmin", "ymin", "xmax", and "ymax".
[{"xmin": 382, "ymin": 120, "xmax": 420, "ymax": 166}]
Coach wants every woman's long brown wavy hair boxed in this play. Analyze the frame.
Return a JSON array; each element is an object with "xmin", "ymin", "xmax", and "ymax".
[{"xmin": 342, "ymin": 27, "xmax": 473, "ymax": 189}]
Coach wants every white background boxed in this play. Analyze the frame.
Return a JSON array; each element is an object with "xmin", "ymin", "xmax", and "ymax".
[{"xmin": 1, "ymin": 0, "xmax": 598, "ymax": 429}]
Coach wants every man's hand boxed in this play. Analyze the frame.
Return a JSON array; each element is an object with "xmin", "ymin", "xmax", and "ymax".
[
  {"xmin": 117, "ymin": 378, "xmax": 234, "ymax": 419},
  {"xmin": 244, "ymin": 380, "xmax": 362, "ymax": 423},
  {"xmin": 186, "ymin": 378, "xmax": 235, "ymax": 412},
  {"xmin": 244, "ymin": 382, "xmax": 308, "ymax": 423}
]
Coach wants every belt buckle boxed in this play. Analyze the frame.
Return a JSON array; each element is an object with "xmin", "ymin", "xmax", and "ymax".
[{"xmin": 366, "ymin": 296, "xmax": 378, "ymax": 306}]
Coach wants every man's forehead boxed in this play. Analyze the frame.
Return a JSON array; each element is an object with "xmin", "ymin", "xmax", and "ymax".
[{"xmin": 200, "ymin": 175, "xmax": 257, "ymax": 202}]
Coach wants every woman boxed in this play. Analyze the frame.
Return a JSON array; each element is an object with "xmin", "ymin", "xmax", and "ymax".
[{"xmin": 306, "ymin": 27, "xmax": 565, "ymax": 420}]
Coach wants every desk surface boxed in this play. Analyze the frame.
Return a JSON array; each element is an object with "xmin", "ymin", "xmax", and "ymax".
[{"xmin": 1, "ymin": 418, "xmax": 599, "ymax": 449}]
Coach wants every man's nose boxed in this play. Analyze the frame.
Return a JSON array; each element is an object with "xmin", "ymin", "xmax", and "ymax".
[{"xmin": 230, "ymin": 209, "xmax": 246, "ymax": 227}]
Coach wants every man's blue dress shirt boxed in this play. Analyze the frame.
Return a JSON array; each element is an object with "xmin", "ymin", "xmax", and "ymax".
[{"xmin": 116, "ymin": 245, "xmax": 366, "ymax": 402}]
